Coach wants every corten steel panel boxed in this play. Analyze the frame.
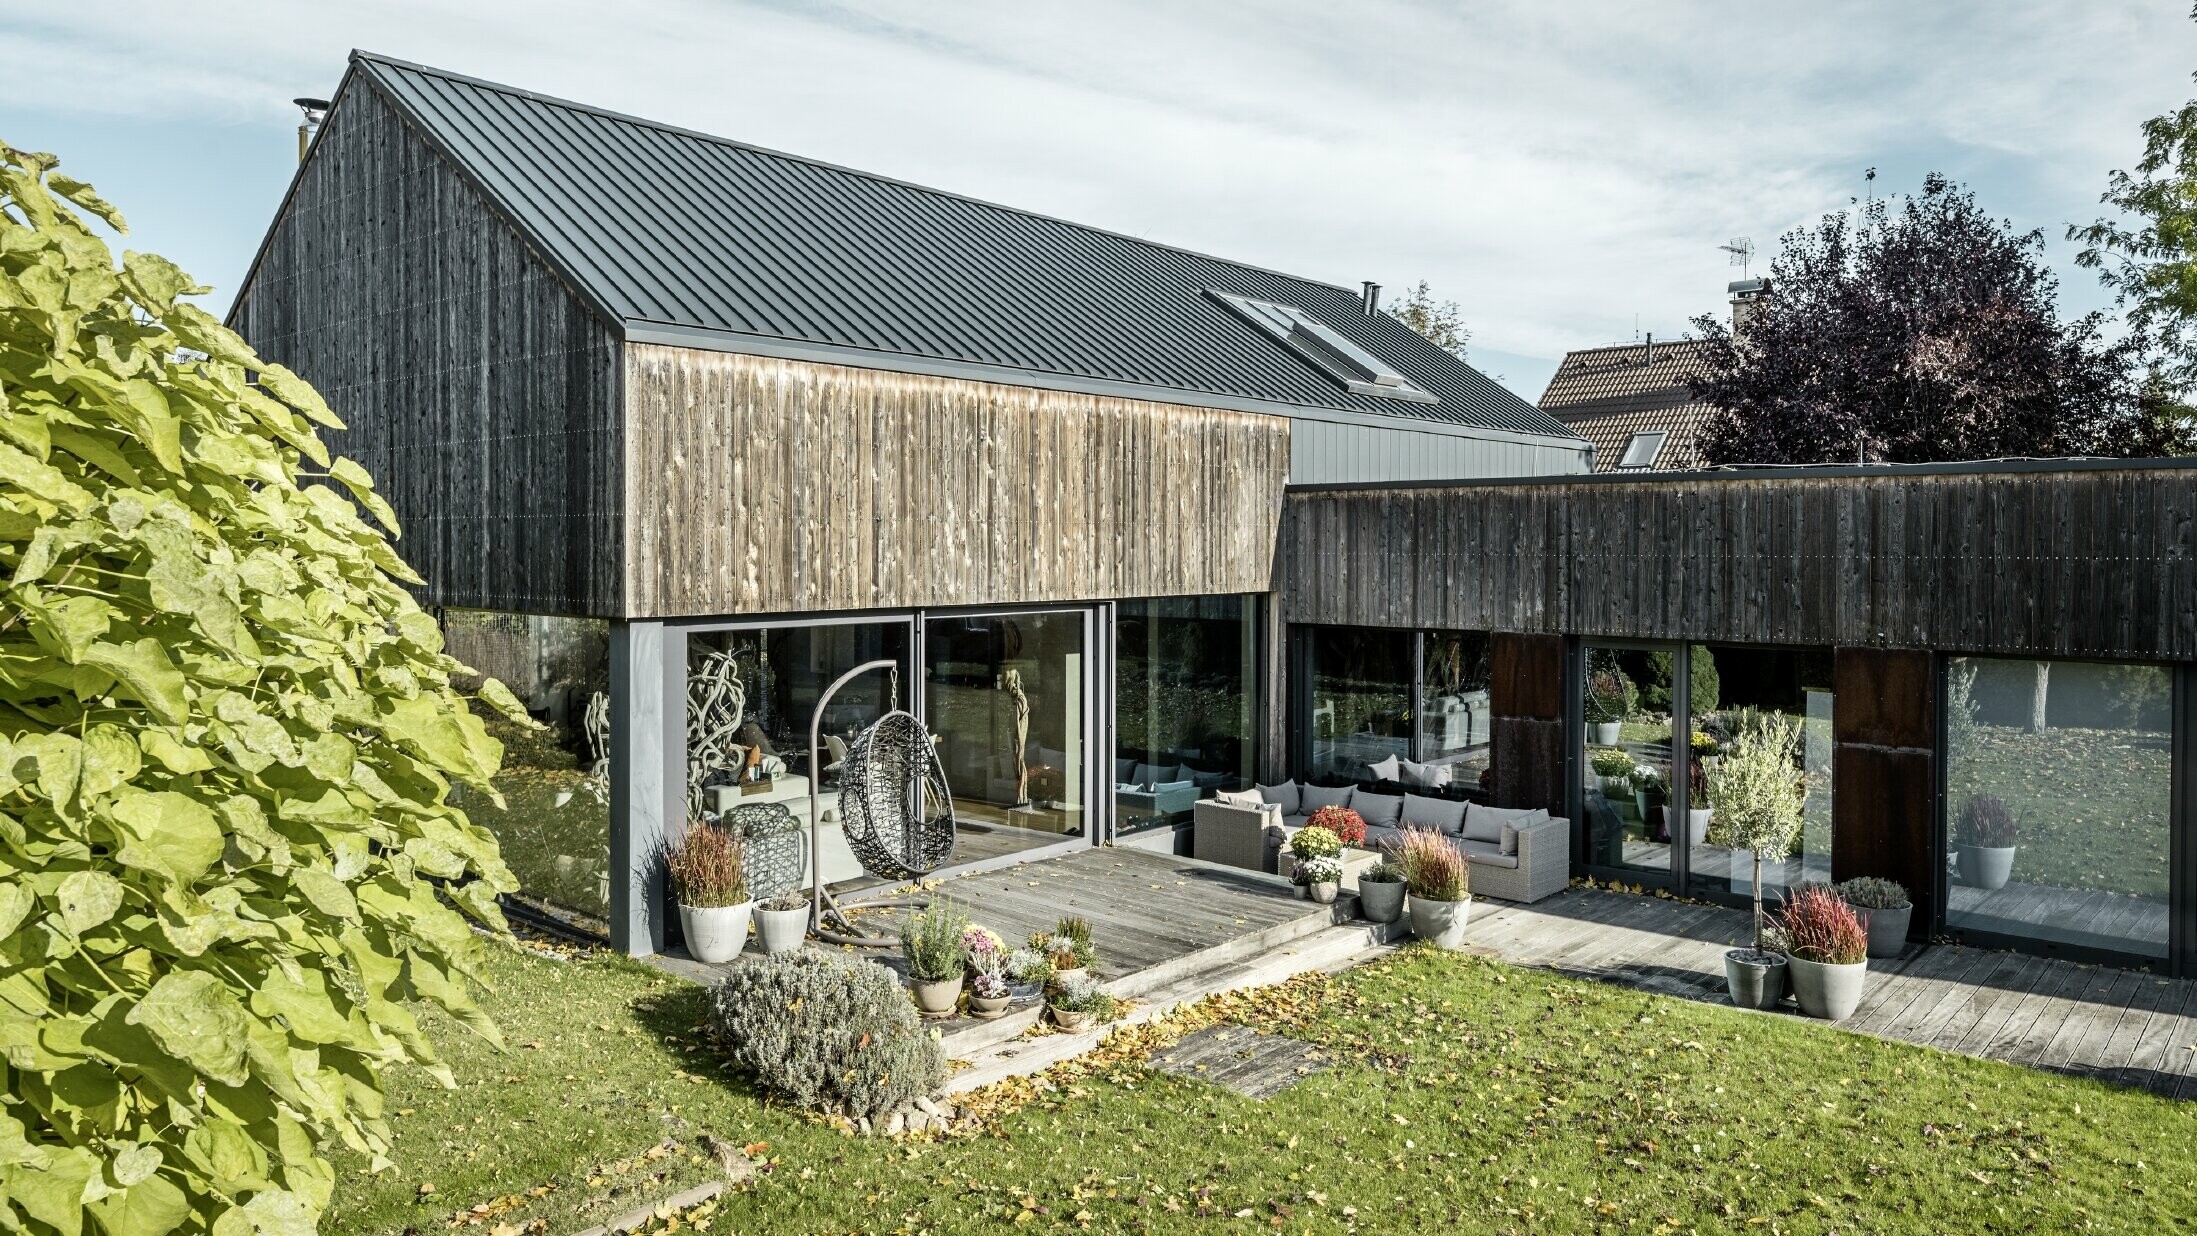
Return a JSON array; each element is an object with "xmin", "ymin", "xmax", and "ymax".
[
  {"xmin": 1834, "ymin": 648, "xmax": 1936, "ymax": 751},
  {"xmin": 1832, "ymin": 746, "xmax": 1936, "ymax": 938},
  {"xmin": 1491, "ymin": 717, "xmax": 1567, "ymax": 816},
  {"xmin": 1492, "ymin": 632, "xmax": 1567, "ymax": 722}
]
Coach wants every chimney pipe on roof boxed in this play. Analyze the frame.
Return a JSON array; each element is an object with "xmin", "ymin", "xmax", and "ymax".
[
  {"xmin": 293, "ymin": 97, "xmax": 330, "ymax": 163},
  {"xmin": 1643, "ymin": 332, "xmax": 1654, "ymax": 365},
  {"xmin": 1361, "ymin": 281, "xmax": 1381, "ymax": 314}
]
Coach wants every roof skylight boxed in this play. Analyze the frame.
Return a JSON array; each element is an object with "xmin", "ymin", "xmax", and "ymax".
[
  {"xmin": 1209, "ymin": 291, "xmax": 1436, "ymax": 404},
  {"xmin": 1617, "ymin": 431, "xmax": 1667, "ymax": 469}
]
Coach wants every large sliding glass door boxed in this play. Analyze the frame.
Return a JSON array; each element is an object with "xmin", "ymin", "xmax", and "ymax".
[
  {"xmin": 1114, "ymin": 596, "xmax": 1261, "ymax": 834},
  {"xmin": 922, "ymin": 609, "xmax": 1094, "ymax": 865},
  {"xmin": 1687, "ymin": 646, "xmax": 1836, "ymax": 901},
  {"xmin": 1579, "ymin": 643, "xmax": 1679, "ymax": 882}
]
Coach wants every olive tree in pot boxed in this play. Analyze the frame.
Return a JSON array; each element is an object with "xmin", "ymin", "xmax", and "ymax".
[
  {"xmin": 1954, "ymin": 794, "xmax": 2019, "ymax": 890},
  {"xmin": 1398, "ymin": 827, "xmax": 1471, "ymax": 948},
  {"xmin": 1779, "ymin": 885, "xmax": 1869, "ymax": 1020},
  {"xmin": 1837, "ymin": 876, "xmax": 1913, "ymax": 959},
  {"xmin": 900, "ymin": 897, "xmax": 969, "ymax": 1018},
  {"xmin": 1356, "ymin": 857, "xmax": 1408, "ymax": 925},
  {"xmin": 1704, "ymin": 715, "xmax": 1804, "ymax": 1009},
  {"xmin": 667, "ymin": 824, "xmax": 752, "ymax": 963}
]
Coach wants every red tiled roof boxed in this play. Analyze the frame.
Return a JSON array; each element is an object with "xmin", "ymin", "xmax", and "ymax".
[{"xmin": 1538, "ymin": 339, "xmax": 1716, "ymax": 471}]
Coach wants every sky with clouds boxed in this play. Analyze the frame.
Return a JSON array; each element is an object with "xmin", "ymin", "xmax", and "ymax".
[{"xmin": 5, "ymin": 1, "xmax": 2192, "ymax": 397}]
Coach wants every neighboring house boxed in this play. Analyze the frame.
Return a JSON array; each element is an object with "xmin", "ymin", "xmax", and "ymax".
[
  {"xmin": 1537, "ymin": 335, "xmax": 1714, "ymax": 472},
  {"xmin": 232, "ymin": 53, "xmax": 2197, "ymax": 981}
]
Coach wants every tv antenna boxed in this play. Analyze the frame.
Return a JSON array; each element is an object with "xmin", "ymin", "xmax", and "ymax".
[{"xmin": 1718, "ymin": 236, "xmax": 1755, "ymax": 279}]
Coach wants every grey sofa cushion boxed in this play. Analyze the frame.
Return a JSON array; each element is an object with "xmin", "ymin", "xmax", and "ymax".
[
  {"xmin": 1367, "ymin": 754, "xmax": 1402, "ymax": 783},
  {"xmin": 1361, "ymin": 823, "xmax": 1405, "ymax": 853},
  {"xmin": 1193, "ymin": 769, "xmax": 1229, "ymax": 789},
  {"xmin": 1300, "ymin": 783, "xmax": 1355, "ymax": 813},
  {"xmin": 1210, "ymin": 788, "xmax": 1264, "ymax": 809},
  {"xmin": 1116, "ymin": 758, "xmax": 1137, "ymax": 782},
  {"xmin": 1353, "ymin": 791, "xmax": 1404, "ymax": 829},
  {"xmin": 1400, "ymin": 759, "xmax": 1452, "ymax": 789},
  {"xmin": 1282, "ymin": 813, "xmax": 1310, "ymax": 829},
  {"xmin": 1464, "ymin": 802, "xmax": 1545, "ymax": 845},
  {"xmin": 1256, "ymin": 780, "xmax": 1301, "ymax": 814},
  {"xmin": 1133, "ymin": 762, "xmax": 1167, "ymax": 788},
  {"xmin": 1401, "ymin": 793, "xmax": 1468, "ymax": 834},
  {"xmin": 1460, "ymin": 838, "xmax": 1520, "ymax": 869}
]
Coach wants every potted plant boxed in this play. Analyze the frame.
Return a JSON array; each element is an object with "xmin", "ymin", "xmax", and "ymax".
[
  {"xmin": 753, "ymin": 889, "xmax": 809, "ymax": 956},
  {"xmin": 1954, "ymin": 794, "xmax": 2018, "ymax": 890},
  {"xmin": 1037, "ymin": 915, "xmax": 1097, "ymax": 985},
  {"xmin": 966, "ymin": 954, "xmax": 1012, "ymax": 1020},
  {"xmin": 1837, "ymin": 877, "xmax": 1913, "ymax": 959},
  {"xmin": 1287, "ymin": 825, "xmax": 1344, "ymax": 902},
  {"xmin": 900, "ymin": 898, "xmax": 969, "ymax": 1018},
  {"xmin": 1780, "ymin": 884, "xmax": 1869, "ymax": 1020},
  {"xmin": 1046, "ymin": 972, "xmax": 1118, "ymax": 1032},
  {"xmin": 1685, "ymin": 760, "xmax": 1713, "ymax": 847},
  {"xmin": 1590, "ymin": 747, "xmax": 1637, "ymax": 796},
  {"xmin": 1630, "ymin": 767, "xmax": 1669, "ymax": 843},
  {"xmin": 1003, "ymin": 946, "xmax": 1052, "ymax": 1003},
  {"xmin": 665, "ymin": 823, "xmax": 751, "ymax": 964},
  {"xmin": 1396, "ymin": 826, "xmax": 1470, "ymax": 948},
  {"xmin": 1584, "ymin": 668, "xmax": 1635, "ymax": 745},
  {"xmin": 1356, "ymin": 857, "xmax": 1408, "ymax": 924},
  {"xmin": 1703, "ymin": 716, "xmax": 1804, "ymax": 1009},
  {"xmin": 1690, "ymin": 730, "xmax": 1720, "ymax": 766},
  {"xmin": 1305, "ymin": 804, "xmax": 1367, "ymax": 848}
]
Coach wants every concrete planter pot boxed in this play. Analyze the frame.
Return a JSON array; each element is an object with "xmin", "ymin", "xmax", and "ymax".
[
  {"xmin": 1685, "ymin": 808, "xmax": 1712, "ymax": 847},
  {"xmin": 967, "ymin": 993, "xmax": 1012, "ymax": 1021},
  {"xmin": 678, "ymin": 901, "xmax": 752, "ymax": 964},
  {"xmin": 910, "ymin": 976, "xmax": 962, "ymax": 1018},
  {"xmin": 1591, "ymin": 722, "xmax": 1622, "ymax": 745},
  {"xmin": 1305, "ymin": 880, "xmax": 1340, "ymax": 905},
  {"xmin": 1956, "ymin": 844, "xmax": 2017, "ymax": 891},
  {"xmin": 754, "ymin": 905, "xmax": 809, "ymax": 956},
  {"xmin": 1788, "ymin": 955, "xmax": 1867, "ymax": 1020},
  {"xmin": 1723, "ymin": 949, "xmax": 1787, "ymax": 1009},
  {"xmin": 1861, "ymin": 904, "xmax": 1913, "ymax": 959},
  {"xmin": 1409, "ymin": 895, "xmax": 1471, "ymax": 949},
  {"xmin": 1357, "ymin": 878, "xmax": 1406, "ymax": 924},
  {"xmin": 1048, "ymin": 1006, "xmax": 1095, "ymax": 1032}
]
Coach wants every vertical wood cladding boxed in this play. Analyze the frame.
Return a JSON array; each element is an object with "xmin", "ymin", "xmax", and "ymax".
[
  {"xmin": 1279, "ymin": 468, "xmax": 2197, "ymax": 660},
  {"xmin": 229, "ymin": 80, "xmax": 623, "ymax": 616},
  {"xmin": 1832, "ymin": 648, "xmax": 1938, "ymax": 939},
  {"xmin": 621, "ymin": 345, "xmax": 1290, "ymax": 619}
]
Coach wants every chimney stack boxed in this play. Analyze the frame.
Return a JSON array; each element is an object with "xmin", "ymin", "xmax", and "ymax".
[
  {"xmin": 293, "ymin": 97, "xmax": 330, "ymax": 163},
  {"xmin": 1728, "ymin": 277, "xmax": 1771, "ymax": 330},
  {"xmin": 1643, "ymin": 332, "xmax": 1655, "ymax": 365},
  {"xmin": 1361, "ymin": 281, "xmax": 1382, "ymax": 314}
]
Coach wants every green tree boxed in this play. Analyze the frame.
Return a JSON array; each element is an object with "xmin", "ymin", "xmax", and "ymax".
[
  {"xmin": 1, "ymin": 142, "xmax": 521, "ymax": 1234},
  {"xmin": 1386, "ymin": 280, "xmax": 1470, "ymax": 359}
]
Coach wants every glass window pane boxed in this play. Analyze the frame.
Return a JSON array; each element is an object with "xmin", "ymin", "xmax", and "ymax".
[
  {"xmin": 1945, "ymin": 657, "xmax": 2171, "ymax": 959},
  {"xmin": 925, "ymin": 611, "xmax": 1088, "ymax": 863},
  {"xmin": 1686, "ymin": 646, "xmax": 1835, "ymax": 898},
  {"xmin": 443, "ymin": 611, "xmax": 612, "ymax": 929},
  {"xmin": 1416, "ymin": 630, "xmax": 1492, "ymax": 788},
  {"xmin": 1581, "ymin": 645, "xmax": 1673, "ymax": 875},
  {"xmin": 1115, "ymin": 596, "xmax": 1261, "ymax": 834},
  {"xmin": 1305, "ymin": 627, "xmax": 1413, "ymax": 782}
]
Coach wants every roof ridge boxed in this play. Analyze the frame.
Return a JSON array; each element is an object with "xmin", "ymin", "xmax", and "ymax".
[{"xmin": 348, "ymin": 49, "xmax": 1363, "ymax": 298}]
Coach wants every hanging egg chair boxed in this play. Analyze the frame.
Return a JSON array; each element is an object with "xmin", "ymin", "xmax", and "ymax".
[{"xmin": 835, "ymin": 709, "xmax": 956, "ymax": 880}]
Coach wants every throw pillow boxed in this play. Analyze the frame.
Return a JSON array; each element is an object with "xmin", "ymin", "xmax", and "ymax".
[
  {"xmin": 1255, "ymin": 780, "xmax": 1302, "ymax": 815},
  {"xmin": 1150, "ymin": 779, "xmax": 1194, "ymax": 797},
  {"xmin": 1211, "ymin": 788, "xmax": 1264, "ymax": 809},
  {"xmin": 1465, "ymin": 802, "xmax": 1546, "ymax": 846},
  {"xmin": 1366, "ymin": 754, "xmax": 1403, "ymax": 783},
  {"xmin": 1116, "ymin": 758, "xmax": 1137, "ymax": 782},
  {"xmin": 1132, "ymin": 763, "xmax": 1167, "ymax": 789},
  {"xmin": 1192, "ymin": 769, "xmax": 1229, "ymax": 789},
  {"xmin": 1299, "ymin": 783, "xmax": 1355, "ymax": 812},
  {"xmin": 1352, "ymin": 790, "xmax": 1404, "ymax": 829},
  {"xmin": 1400, "ymin": 793, "xmax": 1468, "ymax": 834},
  {"xmin": 1400, "ymin": 759, "xmax": 1453, "ymax": 789}
]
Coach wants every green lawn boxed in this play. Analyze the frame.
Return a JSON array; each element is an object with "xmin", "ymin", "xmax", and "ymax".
[{"xmin": 333, "ymin": 942, "xmax": 2197, "ymax": 1234}]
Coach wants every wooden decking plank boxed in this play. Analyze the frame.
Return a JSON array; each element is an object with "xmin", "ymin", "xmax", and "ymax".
[
  {"xmin": 1948, "ymin": 954, "xmax": 2057, "ymax": 1056},
  {"xmin": 2036, "ymin": 967, "xmax": 2145, "ymax": 1076},
  {"xmin": 1846, "ymin": 945, "xmax": 1998, "ymax": 1038},
  {"xmin": 1989, "ymin": 960, "xmax": 2101, "ymax": 1068}
]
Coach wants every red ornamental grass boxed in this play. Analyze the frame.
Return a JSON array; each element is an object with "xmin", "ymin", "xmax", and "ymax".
[
  {"xmin": 1306, "ymin": 805, "xmax": 1367, "ymax": 846},
  {"xmin": 1780, "ymin": 885, "xmax": 1867, "ymax": 965}
]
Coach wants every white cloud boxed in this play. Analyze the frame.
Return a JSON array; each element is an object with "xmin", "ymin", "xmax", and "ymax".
[{"xmin": 6, "ymin": 0, "xmax": 2191, "ymax": 395}]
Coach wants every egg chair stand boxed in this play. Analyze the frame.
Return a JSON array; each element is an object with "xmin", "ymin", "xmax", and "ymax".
[{"xmin": 807, "ymin": 659, "xmax": 958, "ymax": 947}]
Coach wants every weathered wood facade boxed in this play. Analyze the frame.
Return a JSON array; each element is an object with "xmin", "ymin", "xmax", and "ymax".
[
  {"xmin": 1280, "ymin": 463, "xmax": 2197, "ymax": 660},
  {"xmin": 230, "ymin": 82, "xmax": 624, "ymax": 616},
  {"xmin": 622, "ymin": 345, "xmax": 1289, "ymax": 619}
]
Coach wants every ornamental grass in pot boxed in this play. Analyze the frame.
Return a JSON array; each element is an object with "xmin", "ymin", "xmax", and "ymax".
[
  {"xmin": 1397, "ymin": 826, "xmax": 1470, "ymax": 948},
  {"xmin": 1356, "ymin": 858, "xmax": 1408, "ymax": 924},
  {"xmin": 666, "ymin": 823, "xmax": 751, "ymax": 964},
  {"xmin": 1288, "ymin": 824, "xmax": 1345, "ymax": 903},
  {"xmin": 1704, "ymin": 715, "xmax": 1805, "ymax": 1009},
  {"xmin": 754, "ymin": 889, "xmax": 811, "ymax": 956},
  {"xmin": 1779, "ymin": 884, "xmax": 1869, "ymax": 1020},
  {"xmin": 900, "ymin": 897, "xmax": 969, "ymax": 1018},
  {"xmin": 1837, "ymin": 876, "xmax": 1913, "ymax": 959},
  {"xmin": 1954, "ymin": 794, "xmax": 2019, "ymax": 890}
]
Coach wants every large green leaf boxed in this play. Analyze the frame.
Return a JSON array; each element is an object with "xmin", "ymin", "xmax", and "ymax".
[
  {"xmin": 126, "ymin": 969, "xmax": 250, "ymax": 1088},
  {"xmin": 107, "ymin": 791, "xmax": 222, "ymax": 884}
]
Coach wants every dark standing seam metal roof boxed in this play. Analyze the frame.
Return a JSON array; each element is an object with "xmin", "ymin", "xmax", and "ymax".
[{"xmin": 340, "ymin": 51, "xmax": 1578, "ymax": 440}]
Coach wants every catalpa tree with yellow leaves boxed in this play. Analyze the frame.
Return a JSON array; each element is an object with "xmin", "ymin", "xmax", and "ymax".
[{"xmin": 0, "ymin": 142, "xmax": 523, "ymax": 1234}]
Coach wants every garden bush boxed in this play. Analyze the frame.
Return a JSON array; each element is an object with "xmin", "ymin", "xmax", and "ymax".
[
  {"xmin": 0, "ymin": 143, "xmax": 522, "ymax": 1233},
  {"xmin": 709, "ymin": 951, "xmax": 946, "ymax": 1118}
]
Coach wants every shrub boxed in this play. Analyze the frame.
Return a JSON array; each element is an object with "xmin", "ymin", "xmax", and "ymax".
[
  {"xmin": 1836, "ymin": 876, "xmax": 1911, "ymax": 910},
  {"xmin": 0, "ymin": 143, "xmax": 522, "ymax": 1233},
  {"xmin": 1779, "ymin": 885, "xmax": 1868, "ymax": 965},
  {"xmin": 1005, "ymin": 946, "xmax": 1053, "ymax": 986},
  {"xmin": 1047, "ymin": 972, "xmax": 1118, "ymax": 1019},
  {"xmin": 665, "ymin": 823, "xmax": 747, "ymax": 907},
  {"xmin": 760, "ymin": 889, "xmax": 809, "ymax": 913},
  {"xmin": 709, "ymin": 951, "xmax": 947, "ymax": 1117},
  {"xmin": 1396, "ymin": 827, "xmax": 1468, "ymax": 901},
  {"xmin": 1306, "ymin": 804, "xmax": 1367, "ymax": 846},
  {"xmin": 1590, "ymin": 748, "xmax": 1637, "ymax": 777},
  {"xmin": 1052, "ymin": 915, "xmax": 1098, "ymax": 970},
  {"xmin": 1288, "ymin": 824, "xmax": 1343, "ymax": 860},
  {"xmin": 900, "ymin": 898, "xmax": 969, "ymax": 982},
  {"xmin": 1361, "ymin": 858, "xmax": 1407, "ymax": 884},
  {"xmin": 1957, "ymin": 794, "xmax": 2019, "ymax": 848}
]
